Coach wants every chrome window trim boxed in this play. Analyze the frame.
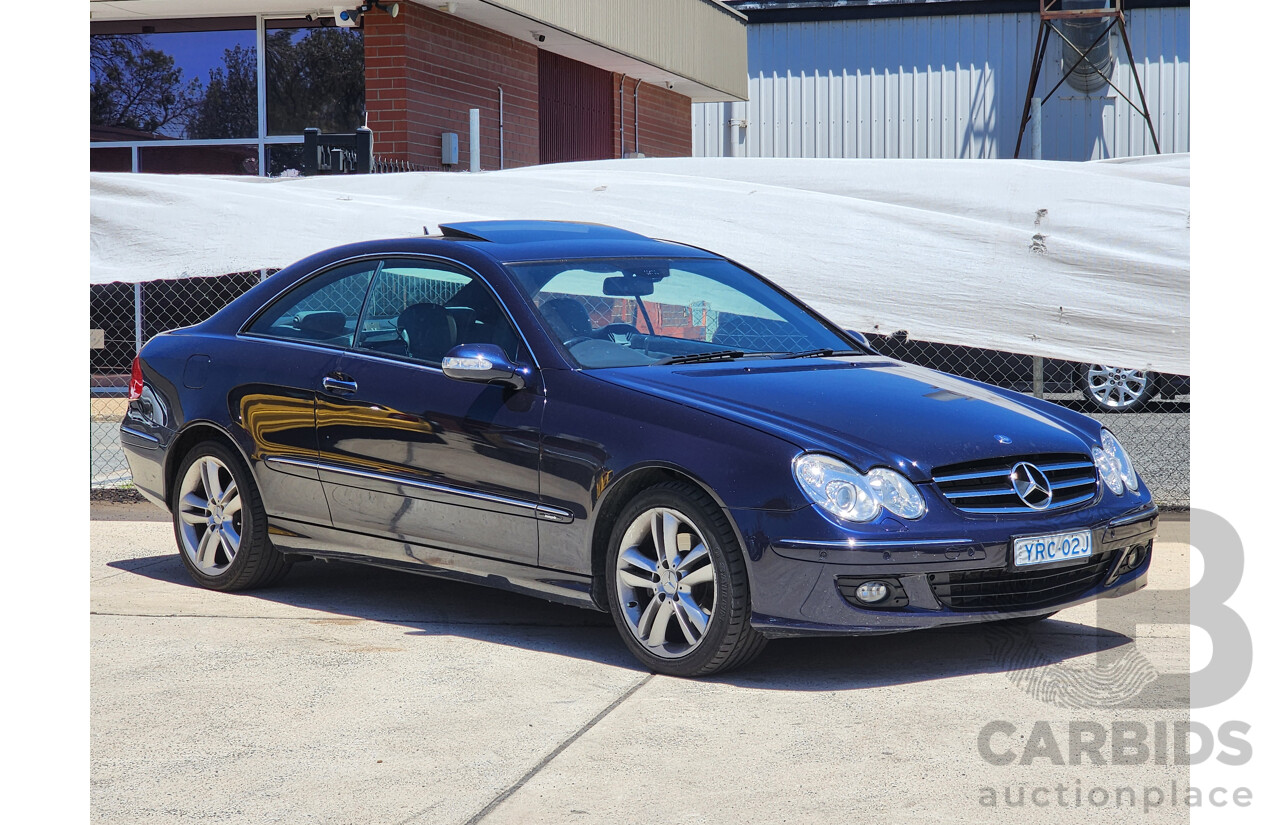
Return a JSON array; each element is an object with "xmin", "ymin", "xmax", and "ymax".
[
  {"xmin": 237, "ymin": 333, "xmax": 350, "ymax": 357},
  {"xmin": 263, "ymin": 457, "xmax": 573, "ymax": 522},
  {"xmin": 238, "ymin": 252, "xmax": 543, "ymax": 372},
  {"xmin": 239, "ymin": 257, "xmax": 377, "ymax": 349},
  {"xmin": 336, "ymin": 347, "xmax": 446, "ymax": 375}
]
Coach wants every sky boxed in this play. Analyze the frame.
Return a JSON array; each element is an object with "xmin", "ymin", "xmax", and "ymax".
[{"xmin": 140, "ymin": 29, "xmax": 256, "ymax": 89}]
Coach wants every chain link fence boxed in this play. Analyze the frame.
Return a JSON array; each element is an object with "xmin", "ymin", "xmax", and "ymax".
[
  {"xmin": 91, "ymin": 285, "xmax": 1189, "ymax": 508},
  {"xmin": 865, "ymin": 333, "xmax": 1190, "ymax": 508},
  {"xmin": 91, "ymin": 272, "xmax": 268, "ymax": 488}
]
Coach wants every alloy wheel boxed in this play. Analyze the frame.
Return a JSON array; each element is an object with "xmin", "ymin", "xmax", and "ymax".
[
  {"xmin": 1084, "ymin": 364, "xmax": 1151, "ymax": 411},
  {"xmin": 613, "ymin": 507, "xmax": 718, "ymax": 659},
  {"xmin": 176, "ymin": 456, "xmax": 243, "ymax": 575}
]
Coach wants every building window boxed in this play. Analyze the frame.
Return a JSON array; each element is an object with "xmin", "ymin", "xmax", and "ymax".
[
  {"xmin": 90, "ymin": 20, "xmax": 258, "ymax": 143},
  {"xmin": 266, "ymin": 21, "xmax": 364, "ymax": 136},
  {"xmin": 89, "ymin": 16, "xmax": 364, "ymax": 177}
]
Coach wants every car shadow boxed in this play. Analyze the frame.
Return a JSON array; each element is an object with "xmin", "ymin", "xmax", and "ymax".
[{"xmin": 105, "ymin": 553, "xmax": 1135, "ymax": 692}]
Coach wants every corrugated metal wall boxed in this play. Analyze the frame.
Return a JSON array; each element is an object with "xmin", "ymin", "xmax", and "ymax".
[{"xmin": 693, "ymin": 7, "xmax": 1188, "ymax": 160}]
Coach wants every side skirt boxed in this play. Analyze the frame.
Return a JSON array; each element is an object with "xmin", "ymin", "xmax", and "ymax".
[{"xmin": 267, "ymin": 516, "xmax": 600, "ymax": 611}]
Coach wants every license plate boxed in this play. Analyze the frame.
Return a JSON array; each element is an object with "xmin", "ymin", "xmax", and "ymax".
[{"xmin": 1013, "ymin": 530, "xmax": 1093, "ymax": 568}]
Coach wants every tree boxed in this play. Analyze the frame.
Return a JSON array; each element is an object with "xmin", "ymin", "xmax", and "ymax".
[
  {"xmin": 90, "ymin": 35, "xmax": 200, "ymax": 135},
  {"xmin": 91, "ymin": 26, "xmax": 364, "ymax": 144},
  {"xmin": 265, "ymin": 28, "xmax": 365, "ymax": 135},
  {"xmin": 186, "ymin": 44, "xmax": 258, "ymax": 139}
]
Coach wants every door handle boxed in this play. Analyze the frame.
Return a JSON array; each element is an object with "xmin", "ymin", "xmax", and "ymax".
[{"xmin": 322, "ymin": 374, "xmax": 358, "ymax": 395}]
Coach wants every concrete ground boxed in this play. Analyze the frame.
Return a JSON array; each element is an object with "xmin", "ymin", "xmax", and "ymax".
[{"xmin": 92, "ymin": 503, "xmax": 1190, "ymax": 824}]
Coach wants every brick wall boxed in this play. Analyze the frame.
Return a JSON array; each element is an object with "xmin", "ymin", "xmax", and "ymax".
[
  {"xmin": 612, "ymin": 75, "xmax": 693, "ymax": 159},
  {"xmin": 364, "ymin": 2, "xmax": 693, "ymax": 170},
  {"xmin": 364, "ymin": 3, "xmax": 539, "ymax": 171}
]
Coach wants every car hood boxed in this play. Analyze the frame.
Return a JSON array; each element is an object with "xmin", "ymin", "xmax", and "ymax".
[{"xmin": 590, "ymin": 356, "xmax": 1102, "ymax": 481}]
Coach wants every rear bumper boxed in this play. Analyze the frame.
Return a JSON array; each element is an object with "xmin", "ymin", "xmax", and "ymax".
[
  {"xmin": 120, "ymin": 423, "xmax": 169, "ymax": 510},
  {"xmin": 734, "ymin": 503, "xmax": 1158, "ymax": 638}
]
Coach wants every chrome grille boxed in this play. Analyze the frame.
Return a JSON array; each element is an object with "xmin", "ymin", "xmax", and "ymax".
[{"xmin": 932, "ymin": 453, "xmax": 1098, "ymax": 514}]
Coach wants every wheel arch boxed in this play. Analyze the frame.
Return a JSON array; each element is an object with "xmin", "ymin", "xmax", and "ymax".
[
  {"xmin": 164, "ymin": 420, "xmax": 256, "ymax": 508},
  {"xmin": 587, "ymin": 462, "xmax": 751, "ymax": 610}
]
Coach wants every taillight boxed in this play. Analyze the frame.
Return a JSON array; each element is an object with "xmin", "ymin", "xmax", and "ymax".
[{"xmin": 128, "ymin": 356, "xmax": 144, "ymax": 401}]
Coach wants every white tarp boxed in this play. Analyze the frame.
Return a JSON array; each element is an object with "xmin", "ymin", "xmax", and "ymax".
[{"xmin": 90, "ymin": 155, "xmax": 1189, "ymax": 374}]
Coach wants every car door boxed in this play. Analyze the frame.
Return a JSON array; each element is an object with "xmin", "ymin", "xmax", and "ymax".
[
  {"xmin": 314, "ymin": 257, "xmax": 545, "ymax": 566},
  {"xmin": 236, "ymin": 259, "xmax": 379, "ymax": 527}
]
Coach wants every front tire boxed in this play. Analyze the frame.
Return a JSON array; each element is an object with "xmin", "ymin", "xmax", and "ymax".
[
  {"xmin": 605, "ymin": 481, "xmax": 766, "ymax": 677},
  {"xmin": 171, "ymin": 440, "xmax": 291, "ymax": 591}
]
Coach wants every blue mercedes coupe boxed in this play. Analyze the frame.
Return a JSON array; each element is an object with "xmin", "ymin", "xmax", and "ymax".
[{"xmin": 120, "ymin": 220, "xmax": 1157, "ymax": 676}]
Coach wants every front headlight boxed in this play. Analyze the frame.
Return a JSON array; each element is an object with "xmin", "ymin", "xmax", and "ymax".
[
  {"xmin": 792, "ymin": 454, "xmax": 925, "ymax": 522},
  {"xmin": 1093, "ymin": 428, "xmax": 1139, "ymax": 494}
]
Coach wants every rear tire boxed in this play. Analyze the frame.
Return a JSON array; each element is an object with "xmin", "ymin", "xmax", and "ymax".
[
  {"xmin": 605, "ymin": 481, "xmax": 767, "ymax": 677},
  {"xmin": 171, "ymin": 440, "xmax": 291, "ymax": 592}
]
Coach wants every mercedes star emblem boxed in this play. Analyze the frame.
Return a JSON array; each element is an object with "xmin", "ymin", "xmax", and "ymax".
[{"xmin": 1010, "ymin": 462, "xmax": 1053, "ymax": 509}]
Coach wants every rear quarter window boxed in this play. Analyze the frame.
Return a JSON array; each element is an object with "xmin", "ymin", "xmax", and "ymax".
[{"xmin": 245, "ymin": 261, "xmax": 377, "ymax": 347}]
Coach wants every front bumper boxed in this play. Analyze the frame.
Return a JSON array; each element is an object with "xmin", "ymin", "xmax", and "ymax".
[{"xmin": 732, "ymin": 501, "xmax": 1158, "ymax": 638}]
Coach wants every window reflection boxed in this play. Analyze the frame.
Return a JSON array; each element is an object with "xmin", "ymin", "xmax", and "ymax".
[
  {"xmin": 90, "ymin": 147, "xmax": 132, "ymax": 173},
  {"xmin": 90, "ymin": 17, "xmax": 366, "ymax": 177},
  {"xmin": 266, "ymin": 21, "xmax": 364, "ymax": 136},
  {"xmin": 90, "ymin": 22, "xmax": 258, "ymax": 140},
  {"xmin": 267, "ymin": 144, "xmax": 306, "ymax": 178},
  {"xmin": 138, "ymin": 144, "xmax": 258, "ymax": 175}
]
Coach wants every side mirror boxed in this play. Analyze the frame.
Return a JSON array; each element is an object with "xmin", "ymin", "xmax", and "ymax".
[
  {"xmin": 845, "ymin": 329, "xmax": 877, "ymax": 353},
  {"xmin": 441, "ymin": 343, "xmax": 530, "ymax": 390}
]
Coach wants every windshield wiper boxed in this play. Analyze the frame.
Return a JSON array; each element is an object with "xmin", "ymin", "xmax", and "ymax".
[
  {"xmin": 775, "ymin": 348, "xmax": 865, "ymax": 360},
  {"xmin": 653, "ymin": 350, "xmax": 747, "ymax": 366}
]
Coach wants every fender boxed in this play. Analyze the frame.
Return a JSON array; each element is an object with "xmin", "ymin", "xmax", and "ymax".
[
  {"xmin": 163, "ymin": 417, "xmax": 259, "ymax": 507},
  {"xmin": 583, "ymin": 459, "xmax": 784, "ymax": 611}
]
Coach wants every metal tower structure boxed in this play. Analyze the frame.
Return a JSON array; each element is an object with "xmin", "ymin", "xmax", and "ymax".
[{"xmin": 1014, "ymin": 0, "xmax": 1161, "ymax": 158}]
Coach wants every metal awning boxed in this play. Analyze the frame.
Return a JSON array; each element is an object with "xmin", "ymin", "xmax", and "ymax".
[{"xmin": 89, "ymin": 0, "xmax": 748, "ymax": 102}]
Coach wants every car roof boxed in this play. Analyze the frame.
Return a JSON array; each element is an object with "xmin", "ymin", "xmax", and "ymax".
[{"xmin": 432, "ymin": 220, "xmax": 720, "ymax": 264}]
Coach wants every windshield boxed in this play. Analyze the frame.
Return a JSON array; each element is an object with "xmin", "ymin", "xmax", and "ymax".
[{"xmin": 507, "ymin": 257, "xmax": 856, "ymax": 368}]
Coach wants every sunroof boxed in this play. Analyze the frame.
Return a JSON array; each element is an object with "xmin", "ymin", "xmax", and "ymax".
[{"xmin": 437, "ymin": 221, "xmax": 651, "ymax": 244}]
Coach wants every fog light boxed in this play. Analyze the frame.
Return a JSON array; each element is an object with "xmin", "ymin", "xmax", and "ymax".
[
  {"xmin": 855, "ymin": 581, "xmax": 890, "ymax": 604},
  {"xmin": 1123, "ymin": 543, "xmax": 1148, "ymax": 572}
]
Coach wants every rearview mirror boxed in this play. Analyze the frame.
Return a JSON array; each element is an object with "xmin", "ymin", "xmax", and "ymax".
[
  {"xmin": 441, "ymin": 344, "xmax": 530, "ymax": 390},
  {"xmin": 602, "ymin": 276, "xmax": 655, "ymax": 297}
]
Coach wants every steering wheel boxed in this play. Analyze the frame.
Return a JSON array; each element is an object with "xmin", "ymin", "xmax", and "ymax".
[
  {"xmin": 594, "ymin": 322, "xmax": 642, "ymax": 340},
  {"xmin": 563, "ymin": 323, "xmax": 643, "ymax": 350}
]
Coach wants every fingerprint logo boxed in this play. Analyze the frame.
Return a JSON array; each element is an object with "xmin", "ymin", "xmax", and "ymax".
[{"xmin": 983, "ymin": 621, "xmax": 1160, "ymax": 708}]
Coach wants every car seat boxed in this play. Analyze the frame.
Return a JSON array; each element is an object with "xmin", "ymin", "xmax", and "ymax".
[
  {"xmin": 397, "ymin": 303, "xmax": 457, "ymax": 363},
  {"xmin": 541, "ymin": 298, "xmax": 593, "ymax": 342}
]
